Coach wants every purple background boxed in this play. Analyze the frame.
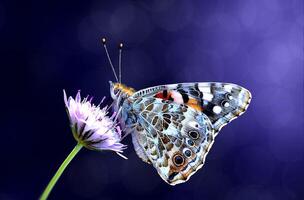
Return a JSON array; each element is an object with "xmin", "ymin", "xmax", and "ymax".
[{"xmin": 0, "ymin": 0, "xmax": 303, "ymax": 199}]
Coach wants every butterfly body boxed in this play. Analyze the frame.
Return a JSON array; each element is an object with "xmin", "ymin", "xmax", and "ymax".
[{"xmin": 110, "ymin": 82, "xmax": 251, "ymax": 185}]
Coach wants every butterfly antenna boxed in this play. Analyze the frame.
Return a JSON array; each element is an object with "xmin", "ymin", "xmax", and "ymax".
[
  {"xmin": 101, "ymin": 37, "xmax": 119, "ymax": 82},
  {"xmin": 118, "ymin": 42, "xmax": 123, "ymax": 83}
]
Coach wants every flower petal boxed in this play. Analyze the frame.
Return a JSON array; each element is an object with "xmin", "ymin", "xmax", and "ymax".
[
  {"xmin": 63, "ymin": 90, "xmax": 68, "ymax": 107},
  {"xmin": 75, "ymin": 90, "xmax": 81, "ymax": 102}
]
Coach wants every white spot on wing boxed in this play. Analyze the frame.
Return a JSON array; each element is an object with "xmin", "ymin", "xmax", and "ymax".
[
  {"xmin": 213, "ymin": 106, "xmax": 222, "ymax": 114},
  {"xmin": 171, "ymin": 91, "xmax": 184, "ymax": 104},
  {"xmin": 198, "ymin": 86, "xmax": 211, "ymax": 93},
  {"xmin": 203, "ymin": 93, "xmax": 213, "ymax": 101},
  {"xmin": 168, "ymin": 84, "xmax": 178, "ymax": 89},
  {"xmin": 224, "ymin": 102, "xmax": 230, "ymax": 107},
  {"xmin": 224, "ymin": 84, "xmax": 233, "ymax": 92},
  {"xmin": 188, "ymin": 121, "xmax": 199, "ymax": 128}
]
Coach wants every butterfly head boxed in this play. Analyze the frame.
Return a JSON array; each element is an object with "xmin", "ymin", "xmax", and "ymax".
[{"xmin": 109, "ymin": 81, "xmax": 119, "ymax": 100}]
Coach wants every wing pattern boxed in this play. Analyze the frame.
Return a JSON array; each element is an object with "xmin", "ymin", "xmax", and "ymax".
[
  {"xmin": 130, "ymin": 97, "xmax": 214, "ymax": 185},
  {"xmin": 133, "ymin": 82, "xmax": 252, "ymax": 135}
]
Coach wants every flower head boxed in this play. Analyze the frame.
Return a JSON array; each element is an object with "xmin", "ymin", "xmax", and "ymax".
[{"xmin": 63, "ymin": 90, "xmax": 126, "ymax": 153}]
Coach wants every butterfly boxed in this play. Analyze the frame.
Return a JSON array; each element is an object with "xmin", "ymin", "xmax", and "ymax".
[{"xmin": 101, "ymin": 38, "xmax": 252, "ymax": 185}]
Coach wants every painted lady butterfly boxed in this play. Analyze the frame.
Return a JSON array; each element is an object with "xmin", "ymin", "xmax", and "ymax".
[{"xmin": 102, "ymin": 38, "xmax": 252, "ymax": 185}]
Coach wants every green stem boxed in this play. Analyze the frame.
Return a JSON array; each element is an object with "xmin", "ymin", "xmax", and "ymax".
[{"xmin": 40, "ymin": 143, "xmax": 83, "ymax": 200}]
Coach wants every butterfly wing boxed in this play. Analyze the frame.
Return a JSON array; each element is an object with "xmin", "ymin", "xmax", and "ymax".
[
  {"xmin": 132, "ymin": 82, "xmax": 252, "ymax": 136},
  {"xmin": 130, "ymin": 97, "xmax": 214, "ymax": 185}
]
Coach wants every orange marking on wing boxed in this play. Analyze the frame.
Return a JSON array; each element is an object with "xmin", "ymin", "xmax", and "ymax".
[{"xmin": 186, "ymin": 99, "xmax": 203, "ymax": 111}]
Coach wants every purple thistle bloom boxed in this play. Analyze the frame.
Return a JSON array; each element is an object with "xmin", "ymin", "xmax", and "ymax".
[{"xmin": 63, "ymin": 90, "xmax": 127, "ymax": 154}]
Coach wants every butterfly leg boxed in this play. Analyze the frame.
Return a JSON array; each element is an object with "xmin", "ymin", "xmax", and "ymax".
[{"xmin": 121, "ymin": 123, "xmax": 137, "ymax": 141}]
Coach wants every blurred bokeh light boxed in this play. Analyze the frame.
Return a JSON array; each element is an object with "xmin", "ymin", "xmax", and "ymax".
[{"xmin": 0, "ymin": 0, "xmax": 303, "ymax": 199}]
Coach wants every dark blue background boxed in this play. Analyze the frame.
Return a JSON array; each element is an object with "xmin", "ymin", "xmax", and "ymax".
[{"xmin": 0, "ymin": 0, "xmax": 303, "ymax": 199}]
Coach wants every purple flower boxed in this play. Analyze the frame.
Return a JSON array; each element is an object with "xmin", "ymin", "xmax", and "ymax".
[{"xmin": 63, "ymin": 90, "xmax": 126, "ymax": 154}]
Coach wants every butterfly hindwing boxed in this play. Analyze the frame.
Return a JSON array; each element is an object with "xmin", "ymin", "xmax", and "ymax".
[
  {"xmin": 132, "ymin": 82, "xmax": 252, "ymax": 135},
  {"xmin": 130, "ymin": 97, "xmax": 214, "ymax": 185}
]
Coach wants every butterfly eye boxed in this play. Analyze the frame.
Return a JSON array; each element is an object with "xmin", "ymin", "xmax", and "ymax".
[
  {"xmin": 188, "ymin": 130, "xmax": 199, "ymax": 140},
  {"xmin": 111, "ymin": 87, "xmax": 120, "ymax": 99},
  {"xmin": 173, "ymin": 154, "xmax": 184, "ymax": 166},
  {"xmin": 183, "ymin": 148, "xmax": 192, "ymax": 158},
  {"xmin": 114, "ymin": 88, "xmax": 120, "ymax": 95}
]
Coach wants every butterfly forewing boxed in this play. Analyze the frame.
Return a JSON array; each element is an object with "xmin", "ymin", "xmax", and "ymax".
[{"xmin": 133, "ymin": 82, "xmax": 252, "ymax": 135}]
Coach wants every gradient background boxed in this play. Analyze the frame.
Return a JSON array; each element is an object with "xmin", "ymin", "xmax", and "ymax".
[{"xmin": 0, "ymin": 0, "xmax": 303, "ymax": 199}]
